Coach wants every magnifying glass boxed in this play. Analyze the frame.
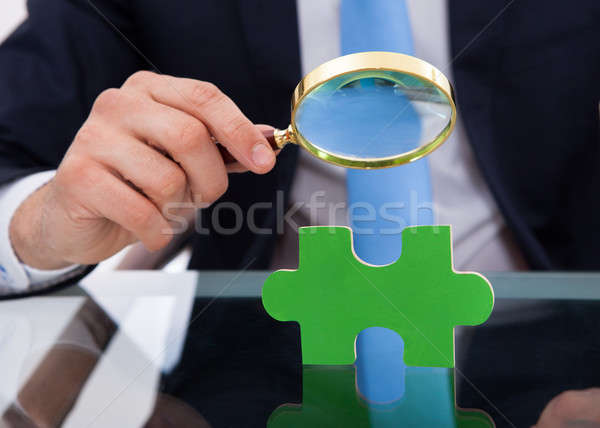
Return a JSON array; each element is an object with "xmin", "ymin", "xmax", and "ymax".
[{"xmin": 255, "ymin": 51, "xmax": 456, "ymax": 169}]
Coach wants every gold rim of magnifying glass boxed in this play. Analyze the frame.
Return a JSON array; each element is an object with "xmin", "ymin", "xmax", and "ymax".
[{"xmin": 275, "ymin": 51, "xmax": 457, "ymax": 169}]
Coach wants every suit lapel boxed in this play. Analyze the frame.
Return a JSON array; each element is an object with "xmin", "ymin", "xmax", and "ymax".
[
  {"xmin": 448, "ymin": 0, "xmax": 505, "ymax": 167},
  {"xmin": 195, "ymin": 1, "xmax": 301, "ymax": 270},
  {"xmin": 447, "ymin": 0, "xmax": 552, "ymax": 268},
  {"xmin": 235, "ymin": 0, "xmax": 302, "ymax": 127}
]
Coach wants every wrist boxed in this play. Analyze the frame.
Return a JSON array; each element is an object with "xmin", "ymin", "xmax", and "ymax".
[{"xmin": 9, "ymin": 183, "xmax": 72, "ymax": 270}]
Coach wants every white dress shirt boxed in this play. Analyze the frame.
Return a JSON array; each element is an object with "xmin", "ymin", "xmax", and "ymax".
[
  {"xmin": 0, "ymin": 171, "xmax": 86, "ymax": 294},
  {"xmin": 0, "ymin": 0, "xmax": 527, "ymax": 294}
]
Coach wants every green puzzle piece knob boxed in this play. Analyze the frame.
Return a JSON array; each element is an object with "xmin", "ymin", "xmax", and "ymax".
[{"xmin": 262, "ymin": 226, "xmax": 494, "ymax": 367}]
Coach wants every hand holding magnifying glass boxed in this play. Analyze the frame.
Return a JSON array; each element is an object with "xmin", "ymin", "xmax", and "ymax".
[
  {"xmin": 223, "ymin": 51, "xmax": 456, "ymax": 169},
  {"xmin": 9, "ymin": 51, "xmax": 456, "ymax": 276}
]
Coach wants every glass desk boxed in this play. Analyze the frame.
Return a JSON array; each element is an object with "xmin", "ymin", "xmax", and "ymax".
[{"xmin": 0, "ymin": 271, "xmax": 599, "ymax": 427}]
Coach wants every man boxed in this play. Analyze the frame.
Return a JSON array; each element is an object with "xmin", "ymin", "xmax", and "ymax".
[
  {"xmin": 1, "ymin": 0, "xmax": 599, "ymax": 290},
  {"xmin": 0, "ymin": 0, "xmax": 598, "ymax": 425}
]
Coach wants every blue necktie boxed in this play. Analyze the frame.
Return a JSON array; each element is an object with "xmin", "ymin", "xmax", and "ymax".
[{"xmin": 341, "ymin": 0, "xmax": 434, "ymax": 403}]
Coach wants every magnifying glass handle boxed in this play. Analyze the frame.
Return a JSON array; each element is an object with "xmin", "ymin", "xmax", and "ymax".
[
  {"xmin": 262, "ymin": 128, "xmax": 278, "ymax": 150},
  {"xmin": 218, "ymin": 128, "xmax": 280, "ymax": 164}
]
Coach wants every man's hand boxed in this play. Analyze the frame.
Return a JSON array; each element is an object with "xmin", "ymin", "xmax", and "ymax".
[
  {"xmin": 534, "ymin": 389, "xmax": 600, "ymax": 428},
  {"xmin": 9, "ymin": 71, "xmax": 276, "ymax": 269}
]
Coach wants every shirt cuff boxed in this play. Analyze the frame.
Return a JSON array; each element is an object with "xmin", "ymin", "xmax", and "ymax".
[{"xmin": 0, "ymin": 170, "xmax": 83, "ymax": 295}]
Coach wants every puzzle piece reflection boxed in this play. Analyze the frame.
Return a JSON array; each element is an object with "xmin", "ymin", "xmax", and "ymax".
[
  {"xmin": 355, "ymin": 327, "xmax": 406, "ymax": 403},
  {"xmin": 268, "ymin": 365, "xmax": 494, "ymax": 428}
]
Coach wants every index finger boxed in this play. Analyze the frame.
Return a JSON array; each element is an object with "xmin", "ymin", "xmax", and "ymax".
[{"xmin": 125, "ymin": 72, "xmax": 276, "ymax": 174}]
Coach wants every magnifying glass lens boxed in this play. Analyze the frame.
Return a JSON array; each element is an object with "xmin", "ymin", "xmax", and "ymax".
[{"xmin": 294, "ymin": 70, "xmax": 452, "ymax": 161}]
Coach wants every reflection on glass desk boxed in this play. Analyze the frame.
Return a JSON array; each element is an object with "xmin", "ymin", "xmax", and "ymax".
[{"xmin": 0, "ymin": 271, "xmax": 599, "ymax": 427}]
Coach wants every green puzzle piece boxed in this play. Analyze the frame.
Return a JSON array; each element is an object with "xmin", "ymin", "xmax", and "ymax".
[{"xmin": 262, "ymin": 226, "xmax": 494, "ymax": 367}]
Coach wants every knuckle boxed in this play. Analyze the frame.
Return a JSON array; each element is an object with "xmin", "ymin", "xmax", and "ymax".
[
  {"xmin": 93, "ymin": 88, "xmax": 124, "ymax": 114},
  {"xmin": 551, "ymin": 390, "xmax": 581, "ymax": 416},
  {"xmin": 202, "ymin": 175, "xmax": 229, "ymax": 204},
  {"xmin": 148, "ymin": 233, "xmax": 172, "ymax": 252},
  {"xmin": 125, "ymin": 70, "xmax": 155, "ymax": 87},
  {"xmin": 59, "ymin": 154, "xmax": 93, "ymax": 187},
  {"xmin": 75, "ymin": 122, "xmax": 102, "ymax": 147},
  {"xmin": 158, "ymin": 166, "xmax": 187, "ymax": 199},
  {"xmin": 173, "ymin": 120, "xmax": 205, "ymax": 154},
  {"xmin": 128, "ymin": 204, "xmax": 156, "ymax": 230},
  {"xmin": 78, "ymin": 164, "xmax": 102, "ymax": 191},
  {"xmin": 223, "ymin": 117, "xmax": 251, "ymax": 141},
  {"xmin": 215, "ymin": 174, "xmax": 229, "ymax": 197},
  {"xmin": 190, "ymin": 81, "xmax": 221, "ymax": 108}
]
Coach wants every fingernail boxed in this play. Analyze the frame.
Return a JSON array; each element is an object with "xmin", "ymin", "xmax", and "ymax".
[{"xmin": 252, "ymin": 143, "xmax": 274, "ymax": 168}]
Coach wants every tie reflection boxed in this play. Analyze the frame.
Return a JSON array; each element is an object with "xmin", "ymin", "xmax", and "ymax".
[{"xmin": 268, "ymin": 365, "xmax": 494, "ymax": 428}]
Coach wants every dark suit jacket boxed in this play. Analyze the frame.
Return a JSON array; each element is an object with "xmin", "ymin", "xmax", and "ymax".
[
  {"xmin": 1, "ymin": 3, "xmax": 599, "ymax": 425},
  {"xmin": 0, "ymin": 0, "xmax": 599, "ymax": 272}
]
